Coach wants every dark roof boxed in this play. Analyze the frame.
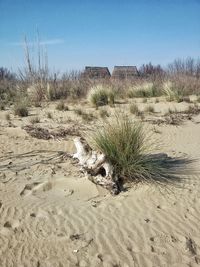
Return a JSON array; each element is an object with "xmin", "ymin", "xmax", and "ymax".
[
  {"xmin": 112, "ymin": 66, "xmax": 139, "ymax": 79},
  {"xmin": 83, "ymin": 66, "xmax": 111, "ymax": 79}
]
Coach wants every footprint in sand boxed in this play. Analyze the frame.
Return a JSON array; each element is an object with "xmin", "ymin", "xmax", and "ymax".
[
  {"xmin": 20, "ymin": 181, "xmax": 53, "ymax": 196},
  {"xmin": 20, "ymin": 182, "xmax": 42, "ymax": 196}
]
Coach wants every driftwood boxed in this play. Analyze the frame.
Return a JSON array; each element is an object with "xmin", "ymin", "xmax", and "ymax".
[
  {"xmin": 73, "ymin": 137, "xmax": 120, "ymax": 194},
  {"xmin": 23, "ymin": 125, "xmax": 81, "ymax": 140}
]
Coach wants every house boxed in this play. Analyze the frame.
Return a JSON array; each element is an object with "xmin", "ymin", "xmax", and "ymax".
[
  {"xmin": 82, "ymin": 66, "xmax": 111, "ymax": 79},
  {"xmin": 112, "ymin": 66, "xmax": 139, "ymax": 79}
]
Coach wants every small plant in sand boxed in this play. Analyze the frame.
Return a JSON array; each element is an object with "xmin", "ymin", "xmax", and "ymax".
[
  {"xmin": 5, "ymin": 113, "xmax": 10, "ymax": 120},
  {"xmin": 163, "ymin": 81, "xmax": 180, "ymax": 102},
  {"xmin": 145, "ymin": 105, "xmax": 155, "ymax": 113},
  {"xmin": 47, "ymin": 112, "xmax": 53, "ymax": 119},
  {"xmin": 74, "ymin": 108, "xmax": 83, "ymax": 116},
  {"xmin": 167, "ymin": 107, "xmax": 178, "ymax": 114},
  {"xmin": 182, "ymin": 96, "xmax": 191, "ymax": 103},
  {"xmin": 197, "ymin": 96, "xmax": 200, "ymax": 103},
  {"xmin": 91, "ymin": 114, "xmax": 175, "ymax": 185},
  {"xmin": 130, "ymin": 103, "xmax": 140, "ymax": 116},
  {"xmin": 81, "ymin": 112, "xmax": 95, "ymax": 122},
  {"xmin": 30, "ymin": 116, "xmax": 40, "ymax": 124},
  {"xmin": 155, "ymin": 98, "xmax": 159, "ymax": 103},
  {"xmin": 142, "ymin": 98, "xmax": 147, "ymax": 103},
  {"xmin": 0, "ymin": 102, "xmax": 5, "ymax": 110},
  {"xmin": 56, "ymin": 101, "xmax": 69, "ymax": 111},
  {"xmin": 88, "ymin": 85, "xmax": 115, "ymax": 108},
  {"xmin": 186, "ymin": 103, "xmax": 200, "ymax": 114},
  {"xmin": 99, "ymin": 109, "xmax": 109, "ymax": 118},
  {"xmin": 108, "ymin": 90, "xmax": 116, "ymax": 106},
  {"xmin": 14, "ymin": 102, "xmax": 29, "ymax": 117},
  {"xmin": 128, "ymin": 82, "xmax": 161, "ymax": 98},
  {"xmin": 88, "ymin": 85, "xmax": 108, "ymax": 107}
]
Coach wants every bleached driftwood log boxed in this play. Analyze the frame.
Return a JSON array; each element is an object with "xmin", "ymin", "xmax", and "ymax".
[{"xmin": 73, "ymin": 137, "xmax": 120, "ymax": 194}]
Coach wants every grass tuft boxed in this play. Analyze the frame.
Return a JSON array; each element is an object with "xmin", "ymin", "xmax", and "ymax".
[
  {"xmin": 130, "ymin": 103, "xmax": 140, "ymax": 116},
  {"xmin": 91, "ymin": 114, "xmax": 186, "ymax": 185},
  {"xmin": 145, "ymin": 105, "xmax": 155, "ymax": 113},
  {"xmin": 99, "ymin": 109, "xmax": 109, "ymax": 118},
  {"xmin": 88, "ymin": 85, "xmax": 115, "ymax": 108},
  {"xmin": 5, "ymin": 113, "xmax": 10, "ymax": 120},
  {"xmin": 47, "ymin": 112, "xmax": 53, "ymax": 119},
  {"xmin": 14, "ymin": 102, "xmax": 29, "ymax": 117},
  {"xmin": 56, "ymin": 101, "xmax": 69, "ymax": 111},
  {"xmin": 30, "ymin": 116, "xmax": 40, "ymax": 124}
]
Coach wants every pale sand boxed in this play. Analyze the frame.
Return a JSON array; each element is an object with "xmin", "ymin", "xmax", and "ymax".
[{"xmin": 0, "ymin": 100, "xmax": 200, "ymax": 267}]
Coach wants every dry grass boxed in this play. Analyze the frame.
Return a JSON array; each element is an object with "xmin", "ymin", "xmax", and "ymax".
[
  {"xmin": 91, "ymin": 114, "xmax": 186, "ymax": 186},
  {"xmin": 47, "ymin": 112, "xmax": 53, "ymax": 119},
  {"xmin": 145, "ymin": 105, "xmax": 155, "ymax": 113},
  {"xmin": 130, "ymin": 103, "xmax": 141, "ymax": 116},
  {"xmin": 30, "ymin": 116, "xmax": 40, "ymax": 124},
  {"xmin": 14, "ymin": 102, "xmax": 29, "ymax": 117},
  {"xmin": 99, "ymin": 109, "xmax": 109, "ymax": 118},
  {"xmin": 56, "ymin": 101, "xmax": 69, "ymax": 111},
  {"xmin": 5, "ymin": 113, "xmax": 10, "ymax": 120}
]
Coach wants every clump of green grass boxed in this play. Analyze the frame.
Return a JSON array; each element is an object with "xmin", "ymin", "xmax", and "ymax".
[
  {"xmin": 30, "ymin": 116, "xmax": 40, "ymax": 124},
  {"xmin": 163, "ymin": 81, "xmax": 181, "ymax": 102},
  {"xmin": 14, "ymin": 102, "xmax": 29, "ymax": 117},
  {"xmin": 91, "ymin": 114, "xmax": 180, "ymax": 185},
  {"xmin": 56, "ymin": 101, "xmax": 69, "ymax": 111},
  {"xmin": 182, "ymin": 96, "xmax": 191, "ymax": 103},
  {"xmin": 145, "ymin": 105, "xmax": 155, "ymax": 113},
  {"xmin": 165, "ymin": 108, "xmax": 178, "ymax": 116},
  {"xmin": 99, "ymin": 109, "xmax": 109, "ymax": 118},
  {"xmin": 186, "ymin": 104, "xmax": 200, "ymax": 114},
  {"xmin": 47, "ymin": 112, "xmax": 53, "ymax": 119},
  {"xmin": 88, "ymin": 85, "xmax": 115, "ymax": 108},
  {"xmin": 108, "ymin": 90, "xmax": 116, "ymax": 106},
  {"xmin": 74, "ymin": 108, "xmax": 83, "ymax": 115},
  {"xmin": 128, "ymin": 83, "xmax": 161, "ymax": 98},
  {"xmin": 81, "ymin": 112, "xmax": 94, "ymax": 122},
  {"xmin": 5, "ymin": 113, "xmax": 10, "ymax": 120},
  {"xmin": 0, "ymin": 102, "xmax": 5, "ymax": 110},
  {"xmin": 74, "ymin": 108, "xmax": 94, "ymax": 121},
  {"xmin": 130, "ymin": 103, "xmax": 140, "ymax": 116},
  {"xmin": 88, "ymin": 85, "xmax": 108, "ymax": 107}
]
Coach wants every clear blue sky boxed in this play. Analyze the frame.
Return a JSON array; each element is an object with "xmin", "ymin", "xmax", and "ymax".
[{"xmin": 0, "ymin": 0, "xmax": 200, "ymax": 72}]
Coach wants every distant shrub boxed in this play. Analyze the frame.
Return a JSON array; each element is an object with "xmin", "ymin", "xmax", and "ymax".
[
  {"xmin": 163, "ymin": 81, "xmax": 182, "ymax": 102},
  {"xmin": 0, "ymin": 102, "xmax": 5, "ymax": 110},
  {"xmin": 99, "ymin": 109, "xmax": 109, "ymax": 118},
  {"xmin": 14, "ymin": 102, "xmax": 29, "ymax": 117},
  {"xmin": 5, "ymin": 113, "xmax": 10, "ymax": 120},
  {"xmin": 128, "ymin": 82, "xmax": 161, "ymax": 98},
  {"xmin": 81, "ymin": 112, "xmax": 95, "ymax": 122},
  {"xmin": 130, "ymin": 103, "xmax": 140, "ymax": 116},
  {"xmin": 30, "ymin": 116, "xmax": 40, "ymax": 124},
  {"xmin": 47, "ymin": 112, "xmax": 53, "ymax": 119},
  {"xmin": 167, "ymin": 107, "xmax": 178, "ymax": 114},
  {"xmin": 182, "ymin": 96, "xmax": 191, "ymax": 103},
  {"xmin": 74, "ymin": 108, "xmax": 83, "ymax": 115},
  {"xmin": 88, "ymin": 85, "xmax": 116, "ymax": 108},
  {"xmin": 56, "ymin": 101, "xmax": 69, "ymax": 111},
  {"xmin": 88, "ymin": 85, "xmax": 109, "ymax": 107},
  {"xmin": 145, "ymin": 105, "xmax": 155, "ymax": 113}
]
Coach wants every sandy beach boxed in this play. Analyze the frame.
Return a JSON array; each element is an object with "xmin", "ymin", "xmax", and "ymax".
[{"xmin": 0, "ymin": 99, "xmax": 200, "ymax": 267}]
